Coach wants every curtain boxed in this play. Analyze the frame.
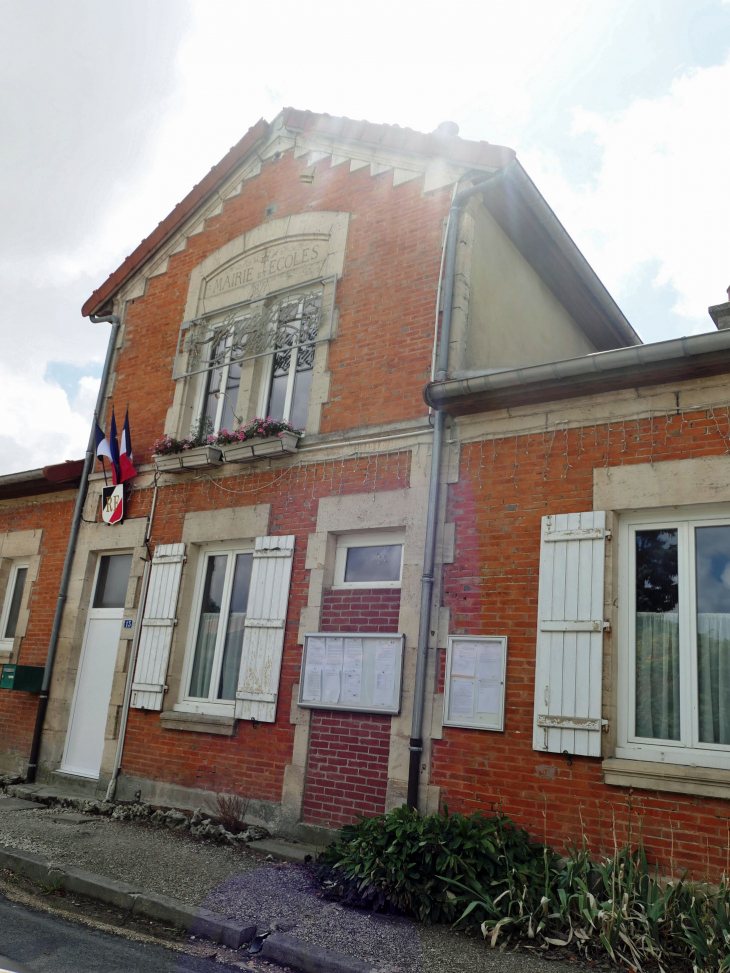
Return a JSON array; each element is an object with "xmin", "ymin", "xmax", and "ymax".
[
  {"xmin": 188, "ymin": 613, "xmax": 219, "ymax": 698},
  {"xmin": 635, "ymin": 612, "xmax": 680, "ymax": 740},
  {"xmin": 697, "ymin": 613, "xmax": 730, "ymax": 745},
  {"xmin": 217, "ymin": 612, "xmax": 246, "ymax": 700}
]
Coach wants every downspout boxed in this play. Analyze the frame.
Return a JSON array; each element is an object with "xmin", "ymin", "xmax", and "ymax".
[
  {"xmin": 26, "ymin": 314, "xmax": 120, "ymax": 783},
  {"xmin": 406, "ymin": 163, "xmax": 515, "ymax": 810}
]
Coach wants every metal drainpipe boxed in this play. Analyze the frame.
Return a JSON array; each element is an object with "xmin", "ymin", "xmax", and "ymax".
[
  {"xmin": 406, "ymin": 163, "xmax": 515, "ymax": 810},
  {"xmin": 26, "ymin": 314, "xmax": 120, "ymax": 784}
]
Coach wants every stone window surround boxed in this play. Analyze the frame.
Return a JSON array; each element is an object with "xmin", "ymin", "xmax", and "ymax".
[
  {"xmin": 161, "ymin": 504, "xmax": 270, "ymax": 732},
  {"xmin": 165, "ymin": 212, "xmax": 350, "ymax": 445},
  {"xmin": 594, "ymin": 455, "xmax": 730, "ymax": 799},
  {"xmin": 332, "ymin": 529, "xmax": 406, "ymax": 589},
  {"xmin": 280, "ymin": 455, "xmax": 455, "ymax": 829},
  {"xmin": 44, "ymin": 512, "xmax": 148, "ymax": 779},
  {"xmin": 0, "ymin": 529, "xmax": 42, "ymax": 662}
]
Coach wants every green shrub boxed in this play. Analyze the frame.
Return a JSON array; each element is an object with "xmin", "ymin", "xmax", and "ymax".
[
  {"xmin": 317, "ymin": 805, "xmax": 730, "ymax": 971},
  {"xmin": 316, "ymin": 803, "xmax": 554, "ymax": 924}
]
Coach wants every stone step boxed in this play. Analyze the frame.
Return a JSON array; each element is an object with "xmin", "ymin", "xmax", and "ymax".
[
  {"xmin": 247, "ymin": 838, "xmax": 320, "ymax": 862},
  {"xmin": 48, "ymin": 771, "xmax": 101, "ymax": 798}
]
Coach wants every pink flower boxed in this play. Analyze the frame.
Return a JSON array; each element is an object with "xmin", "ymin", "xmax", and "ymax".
[{"xmin": 278, "ymin": 432, "xmax": 283, "ymax": 438}]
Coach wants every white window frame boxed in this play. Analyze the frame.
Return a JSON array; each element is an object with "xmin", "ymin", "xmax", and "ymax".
[
  {"xmin": 333, "ymin": 531, "xmax": 405, "ymax": 590},
  {"xmin": 617, "ymin": 504, "xmax": 730, "ymax": 770},
  {"xmin": 0, "ymin": 561, "xmax": 29, "ymax": 654},
  {"xmin": 176, "ymin": 542, "xmax": 254, "ymax": 716},
  {"xmin": 192, "ymin": 330, "xmax": 243, "ymax": 436},
  {"xmin": 256, "ymin": 289, "xmax": 322, "ymax": 426}
]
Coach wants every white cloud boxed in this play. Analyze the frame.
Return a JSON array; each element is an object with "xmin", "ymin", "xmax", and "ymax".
[
  {"xmin": 0, "ymin": 364, "xmax": 94, "ymax": 474},
  {"xmin": 519, "ymin": 56, "xmax": 730, "ymax": 336}
]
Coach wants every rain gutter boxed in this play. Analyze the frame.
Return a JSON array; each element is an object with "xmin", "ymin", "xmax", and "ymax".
[
  {"xmin": 26, "ymin": 314, "xmax": 120, "ymax": 783},
  {"xmin": 424, "ymin": 328, "xmax": 730, "ymax": 416}
]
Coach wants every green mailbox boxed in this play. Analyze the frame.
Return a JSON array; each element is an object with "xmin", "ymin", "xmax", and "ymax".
[{"xmin": 0, "ymin": 664, "xmax": 44, "ymax": 693}]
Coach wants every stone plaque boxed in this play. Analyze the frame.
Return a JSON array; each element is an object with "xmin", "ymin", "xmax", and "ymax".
[{"xmin": 203, "ymin": 236, "xmax": 329, "ymax": 310}]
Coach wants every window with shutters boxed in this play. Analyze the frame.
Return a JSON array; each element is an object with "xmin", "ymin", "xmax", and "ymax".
[
  {"xmin": 617, "ymin": 507, "xmax": 730, "ymax": 770},
  {"xmin": 178, "ymin": 544, "xmax": 254, "ymax": 715},
  {"xmin": 533, "ymin": 512, "xmax": 608, "ymax": 758}
]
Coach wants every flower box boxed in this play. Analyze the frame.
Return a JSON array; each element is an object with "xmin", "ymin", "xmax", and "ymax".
[
  {"xmin": 153, "ymin": 446, "xmax": 223, "ymax": 473},
  {"xmin": 222, "ymin": 431, "xmax": 301, "ymax": 464}
]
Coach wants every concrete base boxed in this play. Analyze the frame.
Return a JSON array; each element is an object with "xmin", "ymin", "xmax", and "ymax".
[
  {"xmin": 113, "ymin": 773, "xmax": 284, "ymax": 831},
  {"xmin": 248, "ymin": 838, "xmax": 320, "ymax": 862},
  {"xmin": 47, "ymin": 771, "xmax": 106, "ymax": 800}
]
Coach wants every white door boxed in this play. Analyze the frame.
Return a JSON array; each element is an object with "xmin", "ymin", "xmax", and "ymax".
[{"xmin": 62, "ymin": 553, "xmax": 132, "ymax": 778}]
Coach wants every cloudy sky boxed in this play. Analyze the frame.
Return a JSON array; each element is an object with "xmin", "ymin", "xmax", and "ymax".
[{"xmin": 1, "ymin": 0, "xmax": 729, "ymax": 475}]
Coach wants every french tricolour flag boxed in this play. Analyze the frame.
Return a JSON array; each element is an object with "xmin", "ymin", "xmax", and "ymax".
[
  {"xmin": 95, "ymin": 410, "xmax": 136, "ymax": 484},
  {"xmin": 119, "ymin": 409, "xmax": 136, "ymax": 482}
]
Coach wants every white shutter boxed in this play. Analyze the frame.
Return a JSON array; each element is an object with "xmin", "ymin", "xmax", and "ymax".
[
  {"xmin": 235, "ymin": 535, "xmax": 295, "ymax": 723},
  {"xmin": 131, "ymin": 543, "xmax": 185, "ymax": 711},
  {"xmin": 533, "ymin": 512, "xmax": 608, "ymax": 757}
]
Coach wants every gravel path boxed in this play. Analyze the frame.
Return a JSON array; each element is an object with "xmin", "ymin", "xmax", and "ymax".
[
  {"xmin": 0, "ymin": 805, "xmax": 259, "ymax": 903},
  {"xmin": 0, "ymin": 801, "xmax": 579, "ymax": 973}
]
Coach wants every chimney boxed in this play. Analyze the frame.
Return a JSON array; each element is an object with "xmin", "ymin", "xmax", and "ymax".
[
  {"xmin": 708, "ymin": 284, "xmax": 730, "ymax": 330},
  {"xmin": 433, "ymin": 121, "xmax": 460, "ymax": 138}
]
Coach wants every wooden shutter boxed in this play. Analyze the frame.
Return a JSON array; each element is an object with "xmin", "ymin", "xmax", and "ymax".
[
  {"xmin": 533, "ymin": 512, "xmax": 608, "ymax": 757},
  {"xmin": 131, "ymin": 543, "xmax": 185, "ymax": 711},
  {"xmin": 235, "ymin": 535, "xmax": 295, "ymax": 723}
]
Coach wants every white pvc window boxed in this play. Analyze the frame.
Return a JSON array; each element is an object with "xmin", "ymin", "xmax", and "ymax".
[
  {"xmin": 0, "ymin": 562, "xmax": 29, "ymax": 651},
  {"xmin": 180, "ymin": 546, "xmax": 254, "ymax": 713},
  {"xmin": 618, "ymin": 508, "xmax": 730, "ymax": 769},
  {"xmin": 333, "ymin": 532, "xmax": 405, "ymax": 589}
]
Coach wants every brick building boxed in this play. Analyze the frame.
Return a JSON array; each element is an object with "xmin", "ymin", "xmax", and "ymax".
[{"xmin": 3, "ymin": 108, "xmax": 730, "ymax": 876}]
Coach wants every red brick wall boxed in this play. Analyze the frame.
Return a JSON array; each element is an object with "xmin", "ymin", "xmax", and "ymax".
[
  {"xmin": 302, "ymin": 586, "xmax": 401, "ymax": 826},
  {"xmin": 107, "ymin": 148, "xmax": 433, "ymax": 811},
  {"xmin": 0, "ymin": 492, "xmax": 76, "ymax": 768},
  {"xmin": 302, "ymin": 712, "xmax": 391, "ymax": 828},
  {"xmin": 320, "ymin": 587, "xmax": 401, "ymax": 632},
  {"xmin": 119, "ymin": 456, "xmax": 408, "ymax": 806},
  {"xmin": 435, "ymin": 410, "xmax": 730, "ymax": 880},
  {"xmin": 108, "ymin": 148, "xmax": 450, "ymax": 462}
]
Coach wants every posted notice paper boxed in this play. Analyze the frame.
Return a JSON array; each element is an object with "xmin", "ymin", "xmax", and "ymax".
[
  {"xmin": 450, "ymin": 677, "xmax": 475, "ymax": 718},
  {"xmin": 451, "ymin": 642, "xmax": 477, "ymax": 678},
  {"xmin": 322, "ymin": 667, "xmax": 341, "ymax": 703},
  {"xmin": 373, "ymin": 668, "xmax": 395, "ymax": 707},
  {"xmin": 477, "ymin": 679, "xmax": 500, "ymax": 714},
  {"xmin": 376, "ymin": 639, "xmax": 397, "ymax": 671},
  {"xmin": 307, "ymin": 637, "xmax": 326, "ymax": 668},
  {"xmin": 325, "ymin": 637, "xmax": 344, "ymax": 669},
  {"xmin": 477, "ymin": 642, "xmax": 502, "ymax": 681},
  {"xmin": 302, "ymin": 664, "xmax": 322, "ymax": 701},
  {"xmin": 343, "ymin": 638, "xmax": 363, "ymax": 672},
  {"xmin": 342, "ymin": 669, "xmax": 362, "ymax": 703}
]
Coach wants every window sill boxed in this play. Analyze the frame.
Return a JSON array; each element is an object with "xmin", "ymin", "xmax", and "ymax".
[
  {"xmin": 160, "ymin": 710, "xmax": 235, "ymax": 736},
  {"xmin": 603, "ymin": 757, "xmax": 730, "ymax": 800}
]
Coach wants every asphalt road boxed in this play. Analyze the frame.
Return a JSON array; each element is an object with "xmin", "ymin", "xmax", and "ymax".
[{"xmin": 0, "ymin": 895, "xmax": 263, "ymax": 972}]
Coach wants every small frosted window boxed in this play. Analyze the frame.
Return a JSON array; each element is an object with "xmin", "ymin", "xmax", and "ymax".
[
  {"xmin": 344, "ymin": 545, "xmax": 402, "ymax": 584},
  {"xmin": 93, "ymin": 554, "xmax": 132, "ymax": 609}
]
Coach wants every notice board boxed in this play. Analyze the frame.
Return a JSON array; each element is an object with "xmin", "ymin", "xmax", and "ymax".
[
  {"xmin": 298, "ymin": 632, "xmax": 405, "ymax": 715},
  {"xmin": 443, "ymin": 636, "xmax": 507, "ymax": 731}
]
